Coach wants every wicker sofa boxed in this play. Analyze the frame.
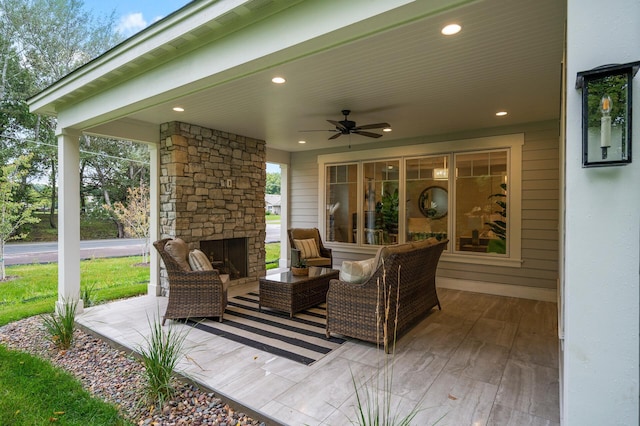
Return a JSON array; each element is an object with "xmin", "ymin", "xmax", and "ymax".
[{"xmin": 326, "ymin": 238, "xmax": 448, "ymax": 352}]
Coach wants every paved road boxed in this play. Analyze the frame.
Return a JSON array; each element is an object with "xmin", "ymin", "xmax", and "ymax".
[
  {"xmin": 4, "ymin": 238, "xmax": 147, "ymax": 265},
  {"xmin": 4, "ymin": 224, "xmax": 281, "ymax": 265},
  {"xmin": 266, "ymin": 223, "xmax": 281, "ymax": 243}
]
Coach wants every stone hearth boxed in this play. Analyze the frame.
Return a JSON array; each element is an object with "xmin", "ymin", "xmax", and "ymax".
[{"xmin": 158, "ymin": 121, "xmax": 266, "ymax": 293}]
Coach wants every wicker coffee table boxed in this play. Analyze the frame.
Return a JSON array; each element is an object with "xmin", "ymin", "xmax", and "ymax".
[{"xmin": 259, "ymin": 267, "xmax": 339, "ymax": 317}]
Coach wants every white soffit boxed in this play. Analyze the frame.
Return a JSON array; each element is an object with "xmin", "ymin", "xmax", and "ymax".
[{"xmin": 34, "ymin": 0, "xmax": 565, "ymax": 151}]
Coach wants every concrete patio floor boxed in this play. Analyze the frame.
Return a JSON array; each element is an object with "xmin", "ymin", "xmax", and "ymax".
[{"xmin": 76, "ymin": 280, "xmax": 560, "ymax": 426}]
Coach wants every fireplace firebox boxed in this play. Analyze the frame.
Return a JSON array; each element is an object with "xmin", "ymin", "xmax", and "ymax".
[{"xmin": 199, "ymin": 238, "xmax": 248, "ymax": 280}]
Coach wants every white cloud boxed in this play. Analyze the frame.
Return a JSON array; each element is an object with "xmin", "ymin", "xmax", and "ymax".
[{"xmin": 117, "ymin": 12, "xmax": 148, "ymax": 37}]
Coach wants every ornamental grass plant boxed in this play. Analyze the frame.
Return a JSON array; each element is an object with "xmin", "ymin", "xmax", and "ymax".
[
  {"xmin": 349, "ymin": 264, "xmax": 444, "ymax": 426},
  {"xmin": 41, "ymin": 299, "xmax": 77, "ymax": 350},
  {"xmin": 137, "ymin": 314, "xmax": 189, "ymax": 408}
]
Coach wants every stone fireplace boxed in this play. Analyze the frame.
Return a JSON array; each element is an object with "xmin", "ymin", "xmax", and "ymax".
[
  {"xmin": 158, "ymin": 121, "xmax": 266, "ymax": 293},
  {"xmin": 199, "ymin": 238, "xmax": 248, "ymax": 280}
]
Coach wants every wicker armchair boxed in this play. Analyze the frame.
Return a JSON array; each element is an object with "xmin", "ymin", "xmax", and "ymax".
[
  {"xmin": 153, "ymin": 238, "xmax": 228, "ymax": 325},
  {"xmin": 288, "ymin": 228, "xmax": 332, "ymax": 268},
  {"xmin": 326, "ymin": 239, "xmax": 447, "ymax": 352}
]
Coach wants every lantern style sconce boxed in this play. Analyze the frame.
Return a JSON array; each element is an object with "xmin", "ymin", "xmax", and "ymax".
[{"xmin": 576, "ymin": 61, "xmax": 639, "ymax": 167}]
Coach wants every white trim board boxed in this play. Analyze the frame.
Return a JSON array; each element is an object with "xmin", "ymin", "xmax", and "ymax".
[{"xmin": 437, "ymin": 277, "xmax": 557, "ymax": 302}]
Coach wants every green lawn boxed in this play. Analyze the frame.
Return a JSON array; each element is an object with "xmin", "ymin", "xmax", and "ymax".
[
  {"xmin": 2, "ymin": 242, "xmax": 280, "ymax": 325},
  {"xmin": 17, "ymin": 213, "xmax": 119, "ymax": 242},
  {"xmin": 0, "ymin": 345, "xmax": 132, "ymax": 425},
  {"xmin": 265, "ymin": 242, "xmax": 280, "ymax": 270},
  {"xmin": 0, "ymin": 257, "xmax": 147, "ymax": 424},
  {"xmin": 265, "ymin": 214, "xmax": 281, "ymax": 223},
  {"xmin": 0, "ymin": 256, "xmax": 149, "ymax": 326}
]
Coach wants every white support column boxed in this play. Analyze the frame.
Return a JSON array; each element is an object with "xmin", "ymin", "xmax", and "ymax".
[
  {"xmin": 57, "ymin": 129, "xmax": 84, "ymax": 313},
  {"xmin": 279, "ymin": 163, "xmax": 289, "ymax": 268},
  {"xmin": 564, "ymin": 0, "xmax": 640, "ymax": 423},
  {"xmin": 148, "ymin": 142, "xmax": 161, "ymax": 295}
]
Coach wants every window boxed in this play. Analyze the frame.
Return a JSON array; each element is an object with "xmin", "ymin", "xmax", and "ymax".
[
  {"xmin": 363, "ymin": 160, "xmax": 399, "ymax": 245},
  {"xmin": 406, "ymin": 155, "xmax": 449, "ymax": 243},
  {"xmin": 454, "ymin": 150, "xmax": 508, "ymax": 254},
  {"xmin": 318, "ymin": 134, "xmax": 522, "ymax": 266},
  {"xmin": 325, "ymin": 164, "xmax": 357, "ymax": 243}
]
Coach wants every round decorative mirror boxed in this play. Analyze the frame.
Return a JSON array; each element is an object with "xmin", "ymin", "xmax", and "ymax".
[{"xmin": 418, "ymin": 186, "xmax": 448, "ymax": 219}]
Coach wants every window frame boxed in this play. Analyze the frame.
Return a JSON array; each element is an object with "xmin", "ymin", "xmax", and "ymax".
[{"xmin": 317, "ymin": 133, "xmax": 523, "ymax": 268}]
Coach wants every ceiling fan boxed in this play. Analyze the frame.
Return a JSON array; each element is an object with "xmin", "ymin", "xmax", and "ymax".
[{"xmin": 302, "ymin": 110, "xmax": 391, "ymax": 140}]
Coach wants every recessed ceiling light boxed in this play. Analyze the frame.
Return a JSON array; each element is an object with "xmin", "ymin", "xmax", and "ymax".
[
  {"xmin": 272, "ymin": 77, "xmax": 286, "ymax": 84},
  {"xmin": 441, "ymin": 24, "xmax": 461, "ymax": 36},
  {"xmin": 298, "ymin": 140, "xmax": 306, "ymax": 144},
  {"xmin": 383, "ymin": 127, "xmax": 392, "ymax": 132},
  {"xmin": 172, "ymin": 107, "xmax": 184, "ymax": 112},
  {"xmin": 496, "ymin": 111, "xmax": 508, "ymax": 116}
]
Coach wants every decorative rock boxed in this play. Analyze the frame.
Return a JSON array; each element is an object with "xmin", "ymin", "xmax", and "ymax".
[{"xmin": 0, "ymin": 316, "xmax": 263, "ymax": 425}]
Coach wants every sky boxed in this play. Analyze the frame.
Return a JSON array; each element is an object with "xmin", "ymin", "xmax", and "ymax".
[
  {"xmin": 82, "ymin": 0, "xmax": 282, "ymax": 175},
  {"xmin": 83, "ymin": 0, "xmax": 191, "ymax": 38}
]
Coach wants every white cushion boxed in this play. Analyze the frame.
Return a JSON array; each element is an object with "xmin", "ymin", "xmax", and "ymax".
[
  {"xmin": 339, "ymin": 257, "xmax": 377, "ymax": 284},
  {"xmin": 188, "ymin": 249, "xmax": 213, "ymax": 271},
  {"xmin": 294, "ymin": 238, "xmax": 320, "ymax": 259}
]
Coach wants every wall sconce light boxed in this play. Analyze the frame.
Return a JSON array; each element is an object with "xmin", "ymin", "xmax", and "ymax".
[{"xmin": 576, "ymin": 61, "xmax": 639, "ymax": 167}]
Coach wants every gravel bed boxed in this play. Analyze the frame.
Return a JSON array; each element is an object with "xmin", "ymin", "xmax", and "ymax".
[{"xmin": 0, "ymin": 316, "xmax": 266, "ymax": 426}]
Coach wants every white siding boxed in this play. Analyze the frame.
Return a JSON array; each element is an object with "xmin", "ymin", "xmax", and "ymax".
[{"xmin": 289, "ymin": 151, "xmax": 322, "ymax": 229}]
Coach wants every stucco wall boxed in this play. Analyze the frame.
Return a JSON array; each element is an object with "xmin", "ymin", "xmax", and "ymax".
[{"xmin": 563, "ymin": 0, "xmax": 640, "ymax": 423}]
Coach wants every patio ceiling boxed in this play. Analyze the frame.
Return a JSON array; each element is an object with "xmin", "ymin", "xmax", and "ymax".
[{"xmin": 66, "ymin": 0, "xmax": 566, "ymax": 152}]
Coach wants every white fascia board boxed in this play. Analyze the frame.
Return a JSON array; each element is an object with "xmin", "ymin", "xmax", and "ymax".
[
  {"xmin": 36, "ymin": 0, "xmax": 473, "ymax": 130},
  {"xmin": 28, "ymin": 0, "xmax": 251, "ymax": 113}
]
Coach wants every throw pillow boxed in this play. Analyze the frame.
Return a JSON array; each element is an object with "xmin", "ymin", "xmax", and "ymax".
[
  {"xmin": 188, "ymin": 249, "xmax": 214, "ymax": 271},
  {"xmin": 339, "ymin": 257, "xmax": 377, "ymax": 284},
  {"xmin": 294, "ymin": 238, "xmax": 320, "ymax": 259},
  {"xmin": 164, "ymin": 238, "xmax": 191, "ymax": 271}
]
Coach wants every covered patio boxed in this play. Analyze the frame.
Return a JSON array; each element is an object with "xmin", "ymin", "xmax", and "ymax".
[
  {"xmin": 76, "ymin": 282, "xmax": 559, "ymax": 425},
  {"xmin": 26, "ymin": 0, "xmax": 639, "ymax": 424}
]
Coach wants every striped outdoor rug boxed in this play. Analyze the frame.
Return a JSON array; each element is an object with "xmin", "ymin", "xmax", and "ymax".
[{"xmin": 182, "ymin": 292, "xmax": 346, "ymax": 365}]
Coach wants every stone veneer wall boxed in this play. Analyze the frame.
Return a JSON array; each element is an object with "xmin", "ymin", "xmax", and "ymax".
[{"xmin": 158, "ymin": 121, "xmax": 266, "ymax": 293}]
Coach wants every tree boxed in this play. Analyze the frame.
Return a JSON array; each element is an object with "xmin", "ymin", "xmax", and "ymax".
[
  {"xmin": 0, "ymin": 0, "xmax": 122, "ymax": 228},
  {"xmin": 81, "ymin": 136, "xmax": 150, "ymax": 237},
  {"xmin": 266, "ymin": 172, "xmax": 281, "ymax": 194},
  {"xmin": 0, "ymin": 155, "xmax": 45, "ymax": 279},
  {"xmin": 104, "ymin": 184, "xmax": 150, "ymax": 263}
]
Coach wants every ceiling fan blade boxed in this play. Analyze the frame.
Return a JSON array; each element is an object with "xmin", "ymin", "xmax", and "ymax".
[
  {"xmin": 328, "ymin": 132, "xmax": 342, "ymax": 140},
  {"xmin": 355, "ymin": 122, "xmax": 391, "ymax": 130},
  {"xmin": 353, "ymin": 130, "xmax": 383, "ymax": 138},
  {"xmin": 327, "ymin": 119, "xmax": 347, "ymax": 131},
  {"xmin": 299, "ymin": 129, "xmax": 337, "ymax": 132}
]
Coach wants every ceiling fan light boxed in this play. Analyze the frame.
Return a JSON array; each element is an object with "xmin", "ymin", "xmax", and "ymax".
[{"xmin": 383, "ymin": 127, "xmax": 392, "ymax": 132}]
